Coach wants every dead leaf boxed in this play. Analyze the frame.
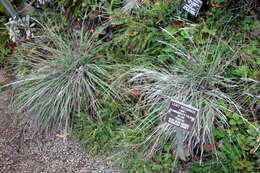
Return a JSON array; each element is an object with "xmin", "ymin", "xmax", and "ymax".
[
  {"xmin": 248, "ymin": 28, "xmax": 260, "ymax": 40},
  {"xmin": 205, "ymin": 144, "xmax": 213, "ymax": 152},
  {"xmin": 56, "ymin": 131, "xmax": 69, "ymax": 141},
  {"xmin": 128, "ymin": 90, "xmax": 143, "ymax": 96}
]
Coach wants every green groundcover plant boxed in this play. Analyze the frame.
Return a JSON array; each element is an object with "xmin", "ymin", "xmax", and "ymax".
[
  {"xmin": 188, "ymin": 112, "xmax": 259, "ymax": 173},
  {"xmin": 10, "ymin": 28, "xmax": 119, "ymax": 132}
]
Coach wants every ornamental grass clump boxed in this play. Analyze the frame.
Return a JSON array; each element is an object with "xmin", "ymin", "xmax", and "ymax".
[
  {"xmin": 12, "ymin": 30, "xmax": 117, "ymax": 132},
  {"xmin": 125, "ymin": 35, "xmax": 258, "ymax": 159}
]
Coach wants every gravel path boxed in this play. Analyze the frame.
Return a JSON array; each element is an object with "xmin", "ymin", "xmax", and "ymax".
[{"xmin": 0, "ymin": 69, "xmax": 120, "ymax": 173}]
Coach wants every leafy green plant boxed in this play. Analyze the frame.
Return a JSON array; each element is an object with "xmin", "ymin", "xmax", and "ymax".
[
  {"xmin": 111, "ymin": 125, "xmax": 178, "ymax": 173},
  {"xmin": 74, "ymin": 115, "xmax": 120, "ymax": 154},
  {"xmin": 111, "ymin": 20, "xmax": 164, "ymax": 56},
  {"xmin": 106, "ymin": 0, "xmax": 187, "ymax": 58},
  {"xmin": 10, "ymin": 29, "xmax": 118, "ymax": 132},
  {"xmin": 74, "ymin": 98, "xmax": 132, "ymax": 154},
  {"xmin": 188, "ymin": 112, "xmax": 259, "ymax": 173}
]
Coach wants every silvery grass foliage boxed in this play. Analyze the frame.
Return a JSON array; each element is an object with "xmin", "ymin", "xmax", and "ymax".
[
  {"xmin": 124, "ymin": 35, "xmax": 259, "ymax": 159},
  {"xmin": 5, "ymin": 15, "xmax": 37, "ymax": 42},
  {"xmin": 233, "ymin": 77, "xmax": 260, "ymax": 119},
  {"xmin": 123, "ymin": 0, "xmax": 146, "ymax": 14},
  {"xmin": 11, "ymin": 29, "xmax": 118, "ymax": 133}
]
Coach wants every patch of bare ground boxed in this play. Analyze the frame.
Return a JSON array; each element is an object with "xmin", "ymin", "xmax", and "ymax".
[{"xmin": 0, "ymin": 69, "xmax": 120, "ymax": 173}]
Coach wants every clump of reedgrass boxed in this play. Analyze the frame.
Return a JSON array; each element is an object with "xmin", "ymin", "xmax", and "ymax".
[
  {"xmin": 122, "ymin": 33, "xmax": 259, "ymax": 159},
  {"xmin": 11, "ymin": 29, "xmax": 118, "ymax": 133},
  {"xmin": 235, "ymin": 78, "xmax": 260, "ymax": 120},
  {"xmin": 123, "ymin": 0, "xmax": 146, "ymax": 14}
]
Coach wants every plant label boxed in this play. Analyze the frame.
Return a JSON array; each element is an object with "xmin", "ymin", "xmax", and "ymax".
[
  {"xmin": 181, "ymin": 0, "xmax": 203, "ymax": 17},
  {"xmin": 165, "ymin": 100, "xmax": 198, "ymax": 131}
]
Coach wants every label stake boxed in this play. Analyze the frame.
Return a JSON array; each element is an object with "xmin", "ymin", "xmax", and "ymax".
[
  {"xmin": 1, "ymin": 0, "xmax": 19, "ymax": 18},
  {"xmin": 176, "ymin": 127, "xmax": 185, "ymax": 160},
  {"xmin": 165, "ymin": 100, "xmax": 199, "ymax": 160}
]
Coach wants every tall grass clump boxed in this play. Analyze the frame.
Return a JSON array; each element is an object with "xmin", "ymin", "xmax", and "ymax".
[
  {"xmin": 11, "ymin": 29, "xmax": 117, "ymax": 133},
  {"xmin": 122, "ymin": 34, "xmax": 259, "ymax": 160}
]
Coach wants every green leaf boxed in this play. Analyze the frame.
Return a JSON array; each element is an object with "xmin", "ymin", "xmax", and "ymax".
[
  {"xmin": 201, "ymin": 26, "xmax": 217, "ymax": 36},
  {"xmin": 232, "ymin": 65, "xmax": 248, "ymax": 77},
  {"xmin": 213, "ymin": 128, "xmax": 225, "ymax": 138},
  {"xmin": 230, "ymin": 119, "xmax": 237, "ymax": 125},
  {"xmin": 152, "ymin": 164, "xmax": 163, "ymax": 171}
]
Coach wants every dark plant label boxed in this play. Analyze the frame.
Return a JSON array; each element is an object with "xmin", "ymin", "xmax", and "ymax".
[
  {"xmin": 181, "ymin": 0, "xmax": 203, "ymax": 17},
  {"xmin": 165, "ymin": 100, "xmax": 198, "ymax": 131}
]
